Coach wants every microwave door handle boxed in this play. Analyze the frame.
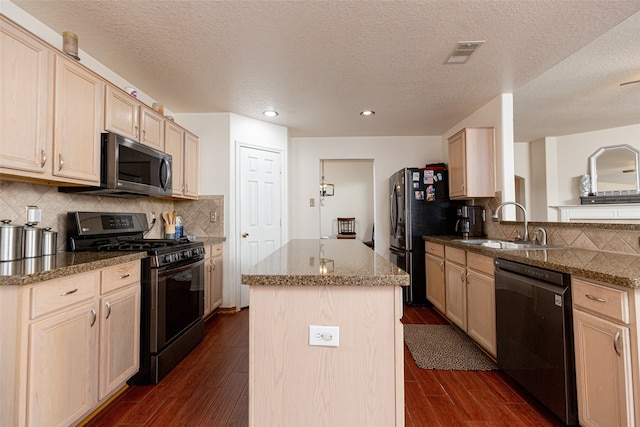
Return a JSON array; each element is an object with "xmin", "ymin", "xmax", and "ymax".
[{"xmin": 160, "ymin": 158, "xmax": 171, "ymax": 190}]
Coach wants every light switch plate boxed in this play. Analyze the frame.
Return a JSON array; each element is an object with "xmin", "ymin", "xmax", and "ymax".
[{"xmin": 309, "ymin": 325, "xmax": 339, "ymax": 347}]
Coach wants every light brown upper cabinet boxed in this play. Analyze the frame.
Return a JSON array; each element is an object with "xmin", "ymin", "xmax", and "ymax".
[
  {"xmin": 0, "ymin": 16, "xmax": 54, "ymax": 177},
  {"xmin": 447, "ymin": 127, "xmax": 495, "ymax": 199},
  {"xmin": 164, "ymin": 121, "xmax": 199, "ymax": 200},
  {"xmin": 183, "ymin": 131, "xmax": 199, "ymax": 199},
  {"xmin": 53, "ymin": 55, "xmax": 102, "ymax": 184},
  {"xmin": 1, "ymin": 17, "xmax": 100, "ymax": 185},
  {"xmin": 104, "ymin": 85, "xmax": 164, "ymax": 151}
]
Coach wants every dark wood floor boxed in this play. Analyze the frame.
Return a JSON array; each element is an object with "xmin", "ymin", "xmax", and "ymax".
[{"xmin": 85, "ymin": 306, "xmax": 564, "ymax": 426}]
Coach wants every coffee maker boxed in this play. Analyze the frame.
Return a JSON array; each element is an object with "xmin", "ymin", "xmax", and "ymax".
[{"xmin": 456, "ymin": 205, "xmax": 485, "ymax": 238}]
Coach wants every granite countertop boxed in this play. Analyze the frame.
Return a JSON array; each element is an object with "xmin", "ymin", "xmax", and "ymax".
[
  {"xmin": 242, "ymin": 239, "xmax": 409, "ymax": 287},
  {"xmin": 198, "ymin": 237, "xmax": 226, "ymax": 246},
  {"xmin": 0, "ymin": 252, "xmax": 146, "ymax": 286},
  {"xmin": 423, "ymin": 235, "xmax": 640, "ymax": 289}
]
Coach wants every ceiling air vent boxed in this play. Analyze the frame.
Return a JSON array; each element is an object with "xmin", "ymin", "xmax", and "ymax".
[{"xmin": 445, "ymin": 41, "xmax": 484, "ymax": 64}]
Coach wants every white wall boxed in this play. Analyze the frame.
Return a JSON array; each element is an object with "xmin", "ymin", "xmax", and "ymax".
[
  {"xmin": 520, "ymin": 124, "xmax": 640, "ymax": 221},
  {"xmin": 176, "ymin": 113, "xmax": 288, "ymax": 310},
  {"xmin": 319, "ymin": 160, "xmax": 374, "ymax": 241},
  {"xmin": 555, "ymin": 124, "xmax": 640, "ymax": 205},
  {"xmin": 289, "ymin": 136, "xmax": 441, "ymax": 258}
]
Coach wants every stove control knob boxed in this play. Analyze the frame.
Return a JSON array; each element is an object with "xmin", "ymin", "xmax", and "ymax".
[
  {"xmin": 182, "ymin": 250, "xmax": 190, "ymax": 259},
  {"xmin": 163, "ymin": 254, "xmax": 172, "ymax": 263}
]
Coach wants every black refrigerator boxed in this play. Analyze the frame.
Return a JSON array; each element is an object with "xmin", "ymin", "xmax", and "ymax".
[{"xmin": 389, "ymin": 167, "xmax": 460, "ymax": 306}]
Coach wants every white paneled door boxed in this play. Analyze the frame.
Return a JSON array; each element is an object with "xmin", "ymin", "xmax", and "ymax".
[{"xmin": 239, "ymin": 146, "xmax": 282, "ymax": 308}]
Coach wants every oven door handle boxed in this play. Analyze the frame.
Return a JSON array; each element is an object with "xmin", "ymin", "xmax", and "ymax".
[{"xmin": 158, "ymin": 258, "xmax": 204, "ymax": 276}]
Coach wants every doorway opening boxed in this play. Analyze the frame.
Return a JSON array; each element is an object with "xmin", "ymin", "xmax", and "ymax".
[
  {"xmin": 514, "ymin": 175, "xmax": 526, "ymax": 221},
  {"xmin": 318, "ymin": 159, "xmax": 374, "ymax": 243}
]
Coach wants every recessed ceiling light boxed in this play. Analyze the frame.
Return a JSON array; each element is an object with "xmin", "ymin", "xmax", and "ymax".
[
  {"xmin": 360, "ymin": 110, "xmax": 375, "ymax": 117},
  {"xmin": 263, "ymin": 110, "xmax": 279, "ymax": 117},
  {"xmin": 445, "ymin": 41, "xmax": 484, "ymax": 64}
]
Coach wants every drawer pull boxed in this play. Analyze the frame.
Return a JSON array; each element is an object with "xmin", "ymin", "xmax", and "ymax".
[
  {"xmin": 117, "ymin": 274, "xmax": 130, "ymax": 280},
  {"xmin": 613, "ymin": 331, "xmax": 621, "ymax": 357},
  {"xmin": 90, "ymin": 308, "xmax": 97, "ymax": 327},
  {"xmin": 59, "ymin": 288, "xmax": 78, "ymax": 296},
  {"xmin": 105, "ymin": 301, "xmax": 112, "ymax": 319},
  {"xmin": 585, "ymin": 294, "xmax": 606, "ymax": 303}
]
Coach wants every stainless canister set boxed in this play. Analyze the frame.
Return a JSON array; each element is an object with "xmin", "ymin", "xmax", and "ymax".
[{"xmin": 0, "ymin": 220, "xmax": 58, "ymax": 261}]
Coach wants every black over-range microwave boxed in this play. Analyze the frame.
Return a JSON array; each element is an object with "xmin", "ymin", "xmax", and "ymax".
[{"xmin": 60, "ymin": 132, "xmax": 172, "ymax": 197}]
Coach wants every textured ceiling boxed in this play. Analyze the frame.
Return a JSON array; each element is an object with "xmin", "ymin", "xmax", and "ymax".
[{"xmin": 10, "ymin": 0, "xmax": 640, "ymax": 140}]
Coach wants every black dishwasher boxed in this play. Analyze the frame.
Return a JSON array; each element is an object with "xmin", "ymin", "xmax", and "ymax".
[{"xmin": 495, "ymin": 258, "xmax": 578, "ymax": 426}]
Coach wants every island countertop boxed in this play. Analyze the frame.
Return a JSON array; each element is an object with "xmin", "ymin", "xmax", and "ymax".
[{"xmin": 242, "ymin": 239, "xmax": 409, "ymax": 287}]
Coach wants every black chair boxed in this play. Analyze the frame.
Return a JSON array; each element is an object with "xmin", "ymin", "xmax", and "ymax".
[{"xmin": 336, "ymin": 217, "xmax": 356, "ymax": 239}]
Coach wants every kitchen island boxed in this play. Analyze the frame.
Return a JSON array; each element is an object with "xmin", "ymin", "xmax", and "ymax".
[{"xmin": 242, "ymin": 239, "xmax": 409, "ymax": 427}]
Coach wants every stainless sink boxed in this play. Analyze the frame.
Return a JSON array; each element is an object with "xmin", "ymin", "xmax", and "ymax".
[{"xmin": 453, "ymin": 239, "xmax": 564, "ymax": 250}]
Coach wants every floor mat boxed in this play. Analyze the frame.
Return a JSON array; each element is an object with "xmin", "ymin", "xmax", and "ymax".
[{"xmin": 404, "ymin": 324, "xmax": 498, "ymax": 371}]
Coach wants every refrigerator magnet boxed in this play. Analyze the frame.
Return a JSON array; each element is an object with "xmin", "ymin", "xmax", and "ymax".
[
  {"xmin": 427, "ymin": 185, "xmax": 436, "ymax": 201},
  {"xmin": 412, "ymin": 172, "xmax": 420, "ymax": 181},
  {"xmin": 413, "ymin": 182, "xmax": 420, "ymax": 188},
  {"xmin": 414, "ymin": 190, "xmax": 424, "ymax": 200},
  {"xmin": 424, "ymin": 170, "xmax": 434, "ymax": 184},
  {"xmin": 437, "ymin": 172, "xmax": 443, "ymax": 181}
]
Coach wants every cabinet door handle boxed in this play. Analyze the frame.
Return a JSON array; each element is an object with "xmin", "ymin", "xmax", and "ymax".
[
  {"xmin": 90, "ymin": 308, "xmax": 97, "ymax": 327},
  {"xmin": 58, "ymin": 154, "xmax": 64, "ymax": 171},
  {"xmin": 460, "ymin": 271, "xmax": 465, "ymax": 283},
  {"xmin": 135, "ymin": 125, "xmax": 139, "ymax": 138},
  {"xmin": 142, "ymin": 130, "xmax": 146, "ymax": 142},
  {"xmin": 613, "ymin": 331, "xmax": 621, "ymax": 356},
  {"xmin": 586, "ymin": 294, "xmax": 606, "ymax": 303},
  {"xmin": 105, "ymin": 301, "xmax": 112, "ymax": 319},
  {"xmin": 439, "ymin": 261, "xmax": 444, "ymax": 272},
  {"xmin": 460, "ymin": 184, "xmax": 465, "ymax": 192},
  {"xmin": 40, "ymin": 149, "xmax": 47, "ymax": 168},
  {"xmin": 212, "ymin": 261, "xmax": 216, "ymax": 271},
  {"xmin": 59, "ymin": 288, "xmax": 78, "ymax": 296},
  {"xmin": 117, "ymin": 274, "xmax": 130, "ymax": 279}
]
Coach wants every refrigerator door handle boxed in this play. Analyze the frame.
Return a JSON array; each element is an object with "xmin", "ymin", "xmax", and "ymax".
[{"xmin": 390, "ymin": 184, "xmax": 398, "ymax": 236}]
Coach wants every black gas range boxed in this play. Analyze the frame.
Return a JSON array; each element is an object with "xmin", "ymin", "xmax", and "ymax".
[{"xmin": 67, "ymin": 212, "xmax": 205, "ymax": 384}]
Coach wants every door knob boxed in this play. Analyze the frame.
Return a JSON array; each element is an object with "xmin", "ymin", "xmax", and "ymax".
[{"xmin": 242, "ymin": 232, "xmax": 249, "ymax": 238}]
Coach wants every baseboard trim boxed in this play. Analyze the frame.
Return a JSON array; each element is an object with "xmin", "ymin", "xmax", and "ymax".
[
  {"xmin": 217, "ymin": 306, "xmax": 238, "ymax": 314},
  {"xmin": 77, "ymin": 384, "xmax": 129, "ymax": 426}
]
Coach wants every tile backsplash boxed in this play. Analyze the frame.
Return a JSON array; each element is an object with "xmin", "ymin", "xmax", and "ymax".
[
  {"xmin": 482, "ymin": 197, "xmax": 640, "ymax": 255},
  {"xmin": 0, "ymin": 180, "xmax": 224, "ymax": 251}
]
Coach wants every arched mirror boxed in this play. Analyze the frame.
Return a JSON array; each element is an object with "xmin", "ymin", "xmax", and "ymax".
[{"xmin": 589, "ymin": 144, "xmax": 640, "ymax": 196}]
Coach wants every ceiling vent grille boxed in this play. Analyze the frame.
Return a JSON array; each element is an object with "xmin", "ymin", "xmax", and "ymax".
[{"xmin": 445, "ymin": 41, "xmax": 484, "ymax": 64}]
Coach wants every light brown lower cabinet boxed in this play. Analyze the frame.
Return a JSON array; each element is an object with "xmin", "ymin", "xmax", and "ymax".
[
  {"xmin": 0, "ymin": 260, "xmax": 141, "ymax": 427},
  {"xmin": 204, "ymin": 243, "xmax": 223, "ymax": 317},
  {"xmin": 425, "ymin": 242, "xmax": 496, "ymax": 357},
  {"xmin": 444, "ymin": 246, "xmax": 467, "ymax": 331},
  {"xmin": 425, "ymin": 242, "xmax": 446, "ymax": 313},
  {"xmin": 572, "ymin": 277, "xmax": 638, "ymax": 427},
  {"xmin": 465, "ymin": 252, "xmax": 496, "ymax": 357}
]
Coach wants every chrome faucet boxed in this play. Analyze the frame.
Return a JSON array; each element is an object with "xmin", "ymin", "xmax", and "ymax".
[
  {"xmin": 492, "ymin": 201, "xmax": 529, "ymax": 242},
  {"xmin": 533, "ymin": 227, "xmax": 548, "ymax": 245}
]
